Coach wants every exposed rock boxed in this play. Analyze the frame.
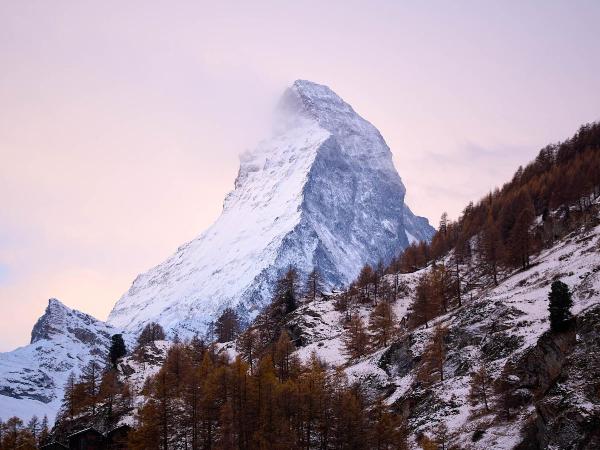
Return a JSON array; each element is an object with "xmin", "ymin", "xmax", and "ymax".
[
  {"xmin": 517, "ymin": 305, "xmax": 600, "ymax": 449},
  {"xmin": 379, "ymin": 338, "xmax": 415, "ymax": 378}
]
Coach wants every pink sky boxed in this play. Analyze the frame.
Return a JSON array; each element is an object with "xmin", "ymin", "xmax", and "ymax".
[{"xmin": 1, "ymin": 1, "xmax": 599, "ymax": 350}]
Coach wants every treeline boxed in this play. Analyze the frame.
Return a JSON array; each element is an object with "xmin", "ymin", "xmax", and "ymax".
[
  {"xmin": 0, "ymin": 416, "xmax": 49, "ymax": 450},
  {"xmin": 129, "ymin": 339, "xmax": 407, "ymax": 450},
  {"xmin": 47, "ymin": 334, "xmax": 134, "ymax": 442},
  {"xmin": 231, "ymin": 267, "xmax": 324, "ymax": 367},
  {"xmin": 331, "ymin": 264, "xmax": 408, "ymax": 358},
  {"xmin": 392, "ymin": 122, "xmax": 600, "ymax": 275}
]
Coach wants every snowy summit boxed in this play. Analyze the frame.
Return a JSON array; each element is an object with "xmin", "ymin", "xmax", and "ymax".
[{"xmin": 108, "ymin": 80, "xmax": 434, "ymax": 337}]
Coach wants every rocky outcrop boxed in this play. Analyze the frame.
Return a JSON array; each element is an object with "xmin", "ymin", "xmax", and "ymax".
[
  {"xmin": 379, "ymin": 338, "xmax": 416, "ymax": 378},
  {"xmin": 517, "ymin": 305, "xmax": 600, "ymax": 449},
  {"xmin": 502, "ymin": 327, "xmax": 576, "ymax": 401}
]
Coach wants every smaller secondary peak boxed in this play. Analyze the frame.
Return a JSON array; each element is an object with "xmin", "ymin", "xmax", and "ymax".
[
  {"xmin": 47, "ymin": 297, "xmax": 67, "ymax": 309},
  {"xmin": 31, "ymin": 298, "xmax": 70, "ymax": 343},
  {"xmin": 44, "ymin": 298, "xmax": 70, "ymax": 318}
]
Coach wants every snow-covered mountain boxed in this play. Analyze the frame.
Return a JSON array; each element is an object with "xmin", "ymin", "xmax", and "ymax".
[
  {"xmin": 108, "ymin": 80, "xmax": 434, "ymax": 337},
  {"xmin": 0, "ymin": 299, "xmax": 121, "ymax": 423}
]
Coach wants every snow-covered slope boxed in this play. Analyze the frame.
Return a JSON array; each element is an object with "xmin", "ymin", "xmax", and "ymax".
[
  {"xmin": 0, "ymin": 299, "xmax": 121, "ymax": 423},
  {"xmin": 283, "ymin": 221, "xmax": 600, "ymax": 448},
  {"xmin": 108, "ymin": 80, "xmax": 434, "ymax": 337}
]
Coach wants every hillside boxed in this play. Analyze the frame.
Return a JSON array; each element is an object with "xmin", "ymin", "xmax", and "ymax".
[
  {"xmin": 39, "ymin": 204, "xmax": 600, "ymax": 449},
  {"xmin": 108, "ymin": 122, "xmax": 599, "ymax": 449}
]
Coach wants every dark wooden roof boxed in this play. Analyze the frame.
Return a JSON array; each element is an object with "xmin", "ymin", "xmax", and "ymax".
[
  {"xmin": 106, "ymin": 424, "xmax": 132, "ymax": 436},
  {"xmin": 39, "ymin": 442, "xmax": 69, "ymax": 450}
]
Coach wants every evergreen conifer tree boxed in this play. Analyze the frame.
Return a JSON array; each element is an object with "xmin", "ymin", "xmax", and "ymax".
[
  {"xmin": 109, "ymin": 333, "xmax": 127, "ymax": 369},
  {"xmin": 548, "ymin": 280, "xmax": 573, "ymax": 332}
]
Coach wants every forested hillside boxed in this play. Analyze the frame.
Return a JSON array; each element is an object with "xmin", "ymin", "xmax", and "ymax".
[{"xmin": 395, "ymin": 122, "xmax": 600, "ymax": 274}]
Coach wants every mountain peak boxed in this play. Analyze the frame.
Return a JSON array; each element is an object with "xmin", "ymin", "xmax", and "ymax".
[
  {"xmin": 3, "ymin": 298, "xmax": 119, "ymax": 421},
  {"xmin": 108, "ymin": 81, "xmax": 434, "ymax": 337},
  {"xmin": 279, "ymin": 80, "xmax": 355, "ymax": 126},
  {"xmin": 291, "ymin": 79, "xmax": 341, "ymax": 102},
  {"xmin": 31, "ymin": 298, "xmax": 69, "ymax": 343},
  {"xmin": 30, "ymin": 298, "xmax": 114, "ymax": 345}
]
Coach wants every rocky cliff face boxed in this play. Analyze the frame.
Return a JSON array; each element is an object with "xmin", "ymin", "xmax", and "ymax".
[
  {"xmin": 0, "ymin": 299, "xmax": 120, "ymax": 422},
  {"xmin": 517, "ymin": 305, "xmax": 600, "ymax": 449},
  {"xmin": 108, "ymin": 80, "xmax": 434, "ymax": 338}
]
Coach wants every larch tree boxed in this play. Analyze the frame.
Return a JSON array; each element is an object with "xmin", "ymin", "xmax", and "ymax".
[
  {"xmin": 478, "ymin": 214, "xmax": 503, "ymax": 286},
  {"xmin": 273, "ymin": 330, "xmax": 296, "ymax": 381},
  {"xmin": 236, "ymin": 328, "xmax": 260, "ymax": 374},
  {"xmin": 368, "ymin": 301, "xmax": 396, "ymax": 347},
  {"xmin": 215, "ymin": 307, "xmax": 241, "ymax": 343},
  {"xmin": 357, "ymin": 264, "xmax": 375, "ymax": 302},
  {"xmin": 509, "ymin": 207, "xmax": 535, "ymax": 269},
  {"xmin": 469, "ymin": 358, "xmax": 493, "ymax": 413},
  {"xmin": 434, "ymin": 422, "xmax": 450, "ymax": 450},
  {"xmin": 80, "ymin": 360, "xmax": 102, "ymax": 414},
  {"xmin": 419, "ymin": 435, "xmax": 438, "ymax": 450},
  {"xmin": 99, "ymin": 369, "xmax": 121, "ymax": 422},
  {"xmin": 343, "ymin": 313, "xmax": 370, "ymax": 359},
  {"xmin": 501, "ymin": 188, "xmax": 535, "ymax": 269},
  {"xmin": 410, "ymin": 273, "xmax": 440, "ymax": 329},
  {"xmin": 187, "ymin": 334, "xmax": 207, "ymax": 365},
  {"xmin": 417, "ymin": 324, "xmax": 447, "ymax": 383},
  {"xmin": 306, "ymin": 268, "xmax": 323, "ymax": 302},
  {"xmin": 368, "ymin": 397, "xmax": 408, "ymax": 450},
  {"xmin": 62, "ymin": 372, "xmax": 77, "ymax": 419},
  {"xmin": 429, "ymin": 264, "xmax": 453, "ymax": 314}
]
